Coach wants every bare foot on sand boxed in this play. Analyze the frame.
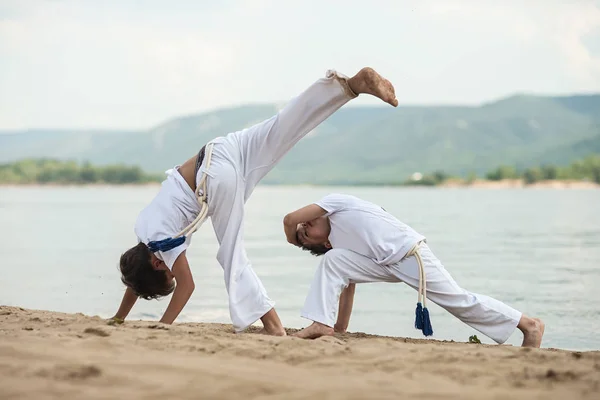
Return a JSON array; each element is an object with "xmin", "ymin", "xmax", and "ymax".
[
  {"xmin": 347, "ymin": 67, "xmax": 398, "ymax": 107},
  {"xmin": 256, "ymin": 327, "xmax": 286, "ymax": 336},
  {"xmin": 518, "ymin": 316, "xmax": 545, "ymax": 348},
  {"xmin": 259, "ymin": 308, "xmax": 287, "ymax": 336},
  {"xmin": 258, "ymin": 326, "xmax": 286, "ymax": 336},
  {"xmin": 293, "ymin": 322, "xmax": 334, "ymax": 339}
]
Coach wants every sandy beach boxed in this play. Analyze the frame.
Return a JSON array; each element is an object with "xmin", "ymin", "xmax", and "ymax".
[{"xmin": 1, "ymin": 306, "xmax": 598, "ymax": 399}]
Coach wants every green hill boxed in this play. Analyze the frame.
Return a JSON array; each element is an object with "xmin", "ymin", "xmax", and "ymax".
[{"xmin": 1, "ymin": 94, "xmax": 598, "ymax": 185}]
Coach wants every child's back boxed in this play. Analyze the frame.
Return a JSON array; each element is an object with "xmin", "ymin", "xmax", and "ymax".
[{"xmin": 316, "ymin": 193, "xmax": 426, "ymax": 265}]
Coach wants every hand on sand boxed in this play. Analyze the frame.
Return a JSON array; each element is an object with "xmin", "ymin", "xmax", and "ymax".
[{"xmin": 107, "ymin": 317, "xmax": 124, "ymax": 326}]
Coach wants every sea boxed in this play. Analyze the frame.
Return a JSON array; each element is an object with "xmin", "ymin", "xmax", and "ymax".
[{"xmin": 1, "ymin": 185, "xmax": 599, "ymax": 351}]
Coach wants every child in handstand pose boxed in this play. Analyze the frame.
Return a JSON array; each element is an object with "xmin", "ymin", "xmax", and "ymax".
[
  {"xmin": 110, "ymin": 68, "xmax": 399, "ymax": 335},
  {"xmin": 284, "ymin": 193, "xmax": 545, "ymax": 346}
]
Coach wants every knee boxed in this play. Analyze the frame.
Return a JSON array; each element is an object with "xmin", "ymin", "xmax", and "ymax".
[
  {"xmin": 319, "ymin": 249, "xmax": 354, "ymax": 275},
  {"xmin": 322, "ymin": 248, "xmax": 351, "ymax": 263}
]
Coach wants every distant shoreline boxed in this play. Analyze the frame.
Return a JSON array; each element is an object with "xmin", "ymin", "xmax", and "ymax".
[
  {"xmin": 3, "ymin": 156, "xmax": 599, "ymax": 189},
  {"xmin": 0, "ymin": 182, "xmax": 162, "ymax": 188},
  {"xmin": 439, "ymin": 178, "xmax": 600, "ymax": 189},
  {"xmin": 1, "ymin": 179, "xmax": 598, "ymax": 189}
]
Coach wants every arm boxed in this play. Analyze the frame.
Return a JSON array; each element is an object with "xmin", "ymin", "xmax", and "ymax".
[
  {"xmin": 110, "ymin": 286, "xmax": 138, "ymax": 322},
  {"xmin": 159, "ymin": 251, "xmax": 195, "ymax": 324},
  {"xmin": 283, "ymin": 204, "xmax": 327, "ymax": 245},
  {"xmin": 334, "ymin": 283, "xmax": 356, "ymax": 333}
]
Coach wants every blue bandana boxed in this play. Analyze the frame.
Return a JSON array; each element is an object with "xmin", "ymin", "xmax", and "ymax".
[{"xmin": 147, "ymin": 236, "xmax": 186, "ymax": 253}]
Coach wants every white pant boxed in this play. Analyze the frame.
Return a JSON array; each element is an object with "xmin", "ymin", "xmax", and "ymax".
[
  {"xmin": 200, "ymin": 70, "xmax": 357, "ymax": 332},
  {"xmin": 301, "ymin": 244, "xmax": 523, "ymax": 344}
]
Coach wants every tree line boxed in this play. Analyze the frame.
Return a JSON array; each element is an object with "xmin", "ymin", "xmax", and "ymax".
[
  {"xmin": 405, "ymin": 154, "xmax": 600, "ymax": 186},
  {"xmin": 0, "ymin": 158, "xmax": 162, "ymax": 184},
  {"xmin": 1, "ymin": 155, "xmax": 599, "ymax": 186}
]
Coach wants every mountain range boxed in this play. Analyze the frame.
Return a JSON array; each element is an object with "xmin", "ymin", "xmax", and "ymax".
[{"xmin": 1, "ymin": 93, "xmax": 599, "ymax": 184}]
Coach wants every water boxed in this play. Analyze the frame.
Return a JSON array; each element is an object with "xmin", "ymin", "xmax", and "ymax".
[{"xmin": 1, "ymin": 185, "xmax": 599, "ymax": 351}]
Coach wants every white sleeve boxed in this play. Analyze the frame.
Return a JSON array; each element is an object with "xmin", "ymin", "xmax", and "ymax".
[
  {"xmin": 314, "ymin": 193, "xmax": 353, "ymax": 215},
  {"xmin": 157, "ymin": 242, "xmax": 188, "ymax": 270}
]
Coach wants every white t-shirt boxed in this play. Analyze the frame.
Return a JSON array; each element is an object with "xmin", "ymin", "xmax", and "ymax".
[
  {"xmin": 315, "ymin": 193, "xmax": 426, "ymax": 265},
  {"xmin": 134, "ymin": 167, "xmax": 202, "ymax": 269}
]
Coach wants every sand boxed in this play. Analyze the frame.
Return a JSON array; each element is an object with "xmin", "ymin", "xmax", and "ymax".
[{"xmin": 1, "ymin": 306, "xmax": 599, "ymax": 400}]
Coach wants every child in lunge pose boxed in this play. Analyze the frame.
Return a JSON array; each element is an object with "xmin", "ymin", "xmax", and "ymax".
[
  {"xmin": 284, "ymin": 193, "xmax": 545, "ymax": 347},
  {"xmin": 110, "ymin": 68, "xmax": 399, "ymax": 335}
]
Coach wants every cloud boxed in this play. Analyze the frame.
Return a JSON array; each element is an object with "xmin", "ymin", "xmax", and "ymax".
[
  {"xmin": 0, "ymin": 0, "xmax": 599, "ymax": 129},
  {"xmin": 0, "ymin": 0, "xmax": 259, "ymax": 129},
  {"xmin": 420, "ymin": 0, "xmax": 600, "ymax": 89},
  {"xmin": 549, "ymin": 2, "xmax": 600, "ymax": 88}
]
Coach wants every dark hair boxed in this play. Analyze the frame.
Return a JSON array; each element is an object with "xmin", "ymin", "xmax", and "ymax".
[
  {"xmin": 119, "ymin": 242, "xmax": 175, "ymax": 300},
  {"xmin": 296, "ymin": 231, "xmax": 331, "ymax": 256}
]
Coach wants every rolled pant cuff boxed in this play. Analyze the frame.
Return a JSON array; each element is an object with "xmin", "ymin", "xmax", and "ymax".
[
  {"xmin": 232, "ymin": 300, "xmax": 276, "ymax": 333},
  {"xmin": 325, "ymin": 69, "xmax": 359, "ymax": 99},
  {"xmin": 493, "ymin": 311, "xmax": 522, "ymax": 344}
]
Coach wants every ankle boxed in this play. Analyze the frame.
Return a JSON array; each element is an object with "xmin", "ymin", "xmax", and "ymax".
[
  {"xmin": 260, "ymin": 309, "xmax": 285, "ymax": 335},
  {"xmin": 266, "ymin": 326, "xmax": 287, "ymax": 336},
  {"xmin": 315, "ymin": 322, "xmax": 335, "ymax": 333},
  {"xmin": 347, "ymin": 76, "xmax": 361, "ymax": 96},
  {"xmin": 262, "ymin": 319, "xmax": 283, "ymax": 331},
  {"xmin": 347, "ymin": 67, "xmax": 376, "ymax": 95}
]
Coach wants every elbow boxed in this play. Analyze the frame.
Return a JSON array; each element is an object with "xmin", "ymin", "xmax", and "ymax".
[
  {"xmin": 283, "ymin": 214, "xmax": 293, "ymax": 227},
  {"xmin": 180, "ymin": 279, "xmax": 195, "ymax": 295}
]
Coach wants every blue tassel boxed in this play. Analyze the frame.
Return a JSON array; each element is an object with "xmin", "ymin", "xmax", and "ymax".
[
  {"xmin": 415, "ymin": 302, "xmax": 424, "ymax": 330},
  {"xmin": 422, "ymin": 307, "xmax": 433, "ymax": 336},
  {"xmin": 147, "ymin": 236, "xmax": 186, "ymax": 253}
]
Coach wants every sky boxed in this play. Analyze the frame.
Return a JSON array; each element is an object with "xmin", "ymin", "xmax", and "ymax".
[{"xmin": 1, "ymin": 0, "xmax": 599, "ymax": 130}]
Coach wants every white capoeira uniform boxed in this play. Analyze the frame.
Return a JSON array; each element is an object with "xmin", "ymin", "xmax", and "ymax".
[
  {"xmin": 134, "ymin": 70, "xmax": 358, "ymax": 332},
  {"xmin": 300, "ymin": 194, "xmax": 523, "ymax": 344}
]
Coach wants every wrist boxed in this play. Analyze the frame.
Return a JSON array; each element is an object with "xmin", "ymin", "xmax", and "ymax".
[
  {"xmin": 159, "ymin": 314, "xmax": 176, "ymax": 324},
  {"xmin": 108, "ymin": 316, "xmax": 125, "ymax": 325}
]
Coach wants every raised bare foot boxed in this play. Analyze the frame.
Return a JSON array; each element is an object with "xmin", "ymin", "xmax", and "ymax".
[
  {"xmin": 292, "ymin": 322, "xmax": 334, "ymax": 339},
  {"xmin": 347, "ymin": 67, "xmax": 398, "ymax": 107},
  {"xmin": 519, "ymin": 316, "xmax": 545, "ymax": 348}
]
